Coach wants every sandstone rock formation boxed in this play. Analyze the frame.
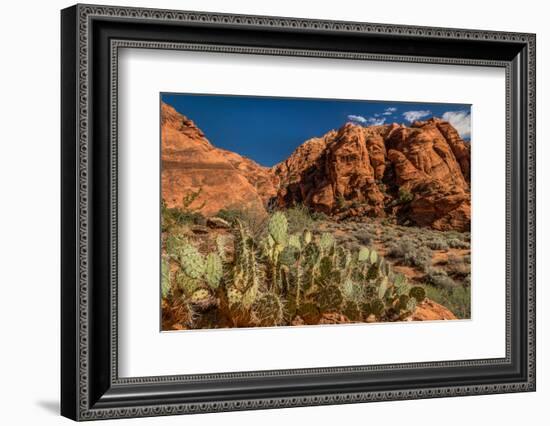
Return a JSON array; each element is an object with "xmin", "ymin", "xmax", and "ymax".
[
  {"xmin": 161, "ymin": 102, "xmax": 277, "ymax": 216},
  {"xmin": 273, "ymin": 118, "xmax": 471, "ymax": 231},
  {"xmin": 162, "ymin": 101, "xmax": 470, "ymax": 231},
  {"xmin": 409, "ymin": 299, "xmax": 458, "ymax": 321}
]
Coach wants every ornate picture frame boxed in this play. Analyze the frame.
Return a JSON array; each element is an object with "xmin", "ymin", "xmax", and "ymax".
[{"xmin": 61, "ymin": 4, "xmax": 535, "ymax": 421}]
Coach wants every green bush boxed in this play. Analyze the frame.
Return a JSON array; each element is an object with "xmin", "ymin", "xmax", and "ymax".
[
  {"xmin": 426, "ymin": 237, "xmax": 449, "ymax": 250},
  {"xmin": 387, "ymin": 238, "xmax": 432, "ymax": 271},
  {"xmin": 425, "ymin": 284, "xmax": 471, "ymax": 319},
  {"xmin": 424, "ymin": 267, "xmax": 457, "ymax": 289},
  {"xmin": 161, "ymin": 189, "xmax": 206, "ymax": 231},
  {"xmin": 397, "ymin": 188, "xmax": 414, "ymax": 204},
  {"xmin": 216, "ymin": 207, "xmax": 267, "ymax": 238},
  {"xmin": 310, "ymin": 211, "xmax": 329, "ymax": 221},
  {"xmin": 354, "ymin": 230, "xmax": 373, "ymax": 246},
  {"xmin": 216, "ymin": 208, "xmax": 247, "ymax": 224},
  {"xmin": 284, "ymin": 204, "xmax": 315, "ymax": 234},
  {"xmin": 448, "ymin": 238, "xmax": 470, "ymax": 249}
]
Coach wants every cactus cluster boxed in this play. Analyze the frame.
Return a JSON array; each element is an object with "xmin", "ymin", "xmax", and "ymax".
[{"xmin": 162, "ymin": 210, "xmax": 429, "ymax": 329}]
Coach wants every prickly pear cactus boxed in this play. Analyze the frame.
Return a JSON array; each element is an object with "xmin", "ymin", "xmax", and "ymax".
[
  {"xmin": 358, "ymin": 246, "xmax": 370, "ymax": 262},
  {"xmin": 288, "ymin": 233, "xmax": 302, "ymax": 250},
  {"xmin": 366, "ymin": 262, "xmax": 379, "ymax": 280},
  {"xmin": 161, "ymin": 258, "xmax": 171, "ymax": 298},
  {"xmin": 176, "ymin": 270, "xmax": 200, "ymax": 295},
  {"xmin": 191, "ymin": 288, "xmax": 210, "ymax": 303},
  {"xmin": 377, "ymin": 276, "xmax": 388, "ymax": 299},
  {"xmin": 252, "ymin": 293, "xmax": 284, "ymax": 326},
  {"xmin": 398, "ymin": 294, "xmax": 411, "ymax": 311},
  {"xmin": 190, "ymin": 288, "xmax": 215, "ymax": 311},
  {"xmin": 341, "ymin": 278, "xmax": 355, "ymax": 301},
  {"xmin": 303, "ymin": 241, "xmax": 321, "ymax": 265},
  {"xmin": 226, "ymin": 286, "xmax": 243, "ymax": 307},
  {"xmin": 343, "ymin": 300, "xmax": 361, "ymax": 321},
  {"xmin": 370, "ymin": 298, "xmax": 385, "ymax": 317},
  {"xmin": 369, "ymin": 249, "xmax": 378, "ymax": 265},
  {"xmin": 279, "ymin": 245, "xmax": 300, "ymax": 266},
  {"xmin": 406, "ymin": 297, "xmax": 417, "ymax": 313},
  {"xmin": 335, "ymin": 246, "xmax": 351, "ymax": 270},
  {"xmin": 317, "ymin": 284, "xmax": 343, "ymax": 313},
  {"xmin": 179, "ymin": 242, "xmax": 206, "ymax": 279},
  {"xmin": 409, "ymin": 286, "xmax": 426, "ymax": 303},
  {"xmin": 205, "ymin": 253, "xmax": 223, "ymax": 289},
  {"xmin": 242, "ymin": 285, "xmax": 259, "ymax": 309},
  {"xmin": 302, "ymin": 229, "xmax": 312, "ymax": 245},
  {"xmin": 215, "ymin": 234, "xmax": 229, "ymax": 261},
  {"xmin": 319, "ymin": 232, "xmax": 335, "ymax": 252},
  {"xmin": 165, "ymin": 235, "xmax": 187, "ymax": 259},
  {"xmin": 319, "ymin": 256, "xmax": 334, "ymax": 280},
  {"xmin": 268, "ymin": 212, "xmax": 288, "ymax": 245}
]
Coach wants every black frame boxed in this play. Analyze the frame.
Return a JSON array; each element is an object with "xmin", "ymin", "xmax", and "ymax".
[{"xmin": 61, "ymin": 4, "xmax": 536, "ymax": 421}]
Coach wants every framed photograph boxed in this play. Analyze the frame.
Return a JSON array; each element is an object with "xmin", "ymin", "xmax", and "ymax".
[{"xmin": 61, "ymin": 4, "xmax": 536, "ymax": 421}]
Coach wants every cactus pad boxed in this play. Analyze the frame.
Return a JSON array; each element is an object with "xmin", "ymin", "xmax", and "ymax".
[
  {"xmin": 179, "ymin": 243, "xmax": 206, "ymax": 279},
  {"xmin": 161, "ymin": 258, "xmax": 171, "ymax": 298},
  {"xmin": 252, "ymin": 293, "xmax": 284, "ymax": 326},
  {"xmin": 409, "ymin": 286, "xmax": 427, "ymax": 303},
  {"xmin": 268, "ymin": 211, "xmax": 288, "ymax": 244},
  {"xmin": 358, "ymin": 246, "xmax": 370, "ymax": 262},
  {"xmin": 279, "ymin": 245, "xmax": 301, "ymax": 266},
  {"xmin": 319, "ymin": 232, "xmax": 335, "ymax": 251},
  {"xmin": 205, "ymin": 253, "xmax": 223, "ymax": 289},
  {"xmin": 317, "ymin": 284, "xmax": 344, "ymax": 313}
]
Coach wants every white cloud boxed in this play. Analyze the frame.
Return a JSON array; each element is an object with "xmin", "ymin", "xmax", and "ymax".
[
  {"xmin": 402, "ymin": 110, "xmax": 432, "ymax": 122},
  {"xmin": 347, "ymin": 114, "xmax": 386, "ymax": 126},
  {"xmin": 442, "ymin": 111, "xmax": 471, "ymax": 139},
  {"xmin": 383, "ymin": 107, "xmax": 397, "ymax": 115},
  {"xmin": 347, "ymin": 114, "xmax": 367, "ymax": 123},
  {"xmin": 367, "ymin": 117, "xmax": 386, "ymax": 126}
]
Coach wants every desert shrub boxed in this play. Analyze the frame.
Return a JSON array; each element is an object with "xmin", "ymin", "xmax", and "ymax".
[
  {"xmin": 446, "ymin": 255, "xmax": 470, "ymax": 276},
  {"xmin": 216, "ymin": 208, "xmax": 247, "ymax": 224},
  {"xmin": 354, "ymin": 230, "xmax": 373, "ymax": 246},
  {"xmin": 425, "ymin": 284, "xmax": 471, "ymax": 319},
  {"xmin": 310, "ymin": 210, "xmax": 329, "ymax": 221},
  {"xmin": 336, "ymin": 195, "xmax": 347, "ymax": 210},
  {"xmin": 162, "ymin": 207, "xmax": 203, "ymax": 231},
  {"xmin": 161, "ymin": 189, "xmax": 206, "ymax": 231},
  {"xmin": 387, "ymin": 238, "xmax": 432, "ymax": 271},
  {"xmin": 426, "ymin": 237, "xmax": 449, "ymax": 250},
  {"xmin": 216, "ymin": 207, "xmax": 268, "ymax": 238},
  {"xmin": 284, "ymin": 204, "xmax": 315, "ymax": 234},
  {"xmin": 424, "ymin": 267, "xmax": 457, "ymax": 289},
  {"xmin": 448, "ymin": 238, "xmax": 470, "ymax": 249},
  {"xmin": 397, "ymin": 188, "xmax": 414, "ymax": 204}
]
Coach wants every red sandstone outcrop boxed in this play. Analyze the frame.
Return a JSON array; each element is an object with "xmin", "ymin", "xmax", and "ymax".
[
  {"xmin": 273, "ymin": 118, "xmax": 471, "ymax": 231},
  {"xmin": 409, "ymin": 299, "xmax": 458, "ymax": 321},
  {"xmin": 161, "ymin": 102, "xmax": 277, "ymax": 216},
  {"xmin": 162, "ymin": 101, "xmax": 471, "ymax": 231}
]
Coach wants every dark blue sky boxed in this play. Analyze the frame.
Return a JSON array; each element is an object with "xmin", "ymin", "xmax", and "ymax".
[{"xmin": 162, "ymin": 93, "xmax": 471, "ymax": 167}]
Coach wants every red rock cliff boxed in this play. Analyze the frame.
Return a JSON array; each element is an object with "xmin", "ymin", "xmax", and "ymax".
[
  {"xmin": 161, "ymin": 102, "xmax": 277, "ymax": 216},
  {"xmin": 162, "ymin": 102, "xmax": 471, "ymax": 231},
  {"xmin": 273, "ymin": 118, "xmax": 471, "ymax": 231}
]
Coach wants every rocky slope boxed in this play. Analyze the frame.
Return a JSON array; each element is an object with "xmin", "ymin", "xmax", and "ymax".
[
  {"xmin": 162, "ymin": 102, "xmax": 471, "ymax": 231},
  {"xmin": 161, "ymin": 102, "xmax": 277, "ymax": 216}
]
